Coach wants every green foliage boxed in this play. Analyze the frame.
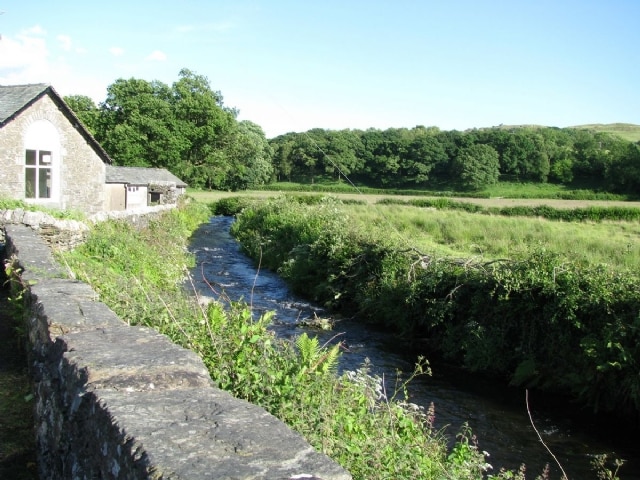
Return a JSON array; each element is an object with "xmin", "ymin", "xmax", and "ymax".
[
  {"xmin": 452, "ymin": 144, "xmax": 501, "ymax": 190},
  {"xmin": 62, "ymin": 67, "xmax": 640, "ymax": 196},
  {"xmin": 208, "ymin": 196, "xmax": 257, "ymax": 216},
  {"xmin": 269, "ymin": 125, "xmax": 640, "ymax": 197},
  {"xmin": 377, "ymin": 196, "xmax": 640, "ymax": 223},
  {"xmin": 590, "ymin": 454, "xmax": 626, "ymax": 480},
  {"xmin": 63, "ymin": 94, "xmax": 99, "ymax": 134},
  {"xmin": 231, "ymin": 198, "xmax": 640, "ymax": 419},
  {"xmin": 65, "ymin": 69, "xmax": 272, "ymax": 191}
]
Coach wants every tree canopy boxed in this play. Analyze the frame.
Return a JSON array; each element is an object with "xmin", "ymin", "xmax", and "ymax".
[
  {"xmin": 65, "ymin": 71, "xmax": 640, "ymax": 195},
  {"xmin": 66, "ymin": 69, "xmax": 272, "ymax": 190},
  {"xmin": 269, "ymin": 126, "xmax": 640, "ymax": 195}
]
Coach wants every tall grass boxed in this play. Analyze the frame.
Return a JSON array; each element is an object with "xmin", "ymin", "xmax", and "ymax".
[
  {"xmin": 344, "ymin": 203, "xmax": 640, "ymax": 271},
  {"xmin": 252, "ymin": 181, "xmax": 633, "ymax": 201}
]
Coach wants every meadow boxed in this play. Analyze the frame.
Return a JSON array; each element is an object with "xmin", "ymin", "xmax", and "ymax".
[
  {"xmin": 4, "ymin": 192, "xmax": 631, "ymax": 479},
  {"xmin": 192, "ymin": 185, "xmax": 640, "ymax": 272},
  {"xmin": 344, "ymin": 203, "xmax": 640, "ymax": 271}
]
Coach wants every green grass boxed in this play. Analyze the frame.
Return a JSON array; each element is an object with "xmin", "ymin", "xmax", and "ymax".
[
  {"xmin": 188, "ymin": 178, "xmax": 636, "ymax": 206},
  {"xmin": 344, "ymin": 203, "xmax": 640, "ymax": 271},
  {"xmin": 0, "ymin": 197, "xmax": 86, "ymax": 221},
  {"xmin": 58, "ymin": 202, "xmax": 501, "ymax": 480},
  {"xmin": 572, "ymin": 123, "xmax": 640, "ymax": 143}
]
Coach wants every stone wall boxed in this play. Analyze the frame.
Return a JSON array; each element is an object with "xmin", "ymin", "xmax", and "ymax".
[
  {"xmin": 0, "ymin": 204, "xmax": 179, "ymax": 251},
  {"xmin": 1, "ymin": 222, "xmax": 351, "ymax": 480}
]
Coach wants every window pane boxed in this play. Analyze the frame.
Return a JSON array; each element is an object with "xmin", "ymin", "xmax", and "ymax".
[
  {"xmin": 26, "ymin": 150, "xmax": 37, "ymax": 165},
  {"xmin": 25, "ymin": 168, "xmax": 36, "ymax": 198},
  {"xmin": 39, "ymin": 151, "xmax": 52, "ymax": 165},
  {"xmin": 39, "ymin": 168, "xmax": 51, "ymax": 198}
]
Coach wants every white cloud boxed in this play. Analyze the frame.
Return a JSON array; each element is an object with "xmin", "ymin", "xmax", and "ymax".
[
  {"xmin": 109, "ymin": 47, "xmax": 124, "ymax": 56},
  {"xmin": 57, "ymin": 34, "xmax": 72, "ymax": 51},
  {"xmin": 145, "ymin": 50, "xmax": 167, "ymax": 61},
  {"xmin": 0, "ymin": 27, "xmax": 107, "ymax": 102},
  {"xmin": 24, "ymin": 25, "xmax": 47, "ymax": 36},
  {"xmin": 0, "ymin": 26, "xmax": 49, "ymax": 77}
]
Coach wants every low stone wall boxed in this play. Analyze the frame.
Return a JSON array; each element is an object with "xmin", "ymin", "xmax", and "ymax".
[
  {"xmin": 0, "ymin": 204, "xmax": 178, "ymax": 251},
  {"xmin": 1, "ymin": 224, "xmax": 351, "ymax": 480}
]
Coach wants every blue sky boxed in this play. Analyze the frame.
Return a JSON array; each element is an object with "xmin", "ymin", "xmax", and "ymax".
[{"xmin": 1, "ymin": 1, "xmax": 639, "ymax": 138}]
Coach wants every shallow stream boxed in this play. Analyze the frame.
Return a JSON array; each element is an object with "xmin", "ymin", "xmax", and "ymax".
[{"xmin": 188, "ymin": 216, "xmax": 640, "ymax": 479}]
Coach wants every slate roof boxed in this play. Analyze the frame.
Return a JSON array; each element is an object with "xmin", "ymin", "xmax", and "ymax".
[
  {"xmin": 0, "ymin": 83, "xmax": 50, "ymax": 123},
  {"xmin": 105, "ymin": 165, "xmax": 188, "ymax": 187},
  {"xmin": 0, "ymin": 83, "xmax": 113, "ymax": 164}
]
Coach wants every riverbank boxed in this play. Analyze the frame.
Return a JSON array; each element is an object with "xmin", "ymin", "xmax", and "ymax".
[
  {"xmin": 228, "ymin": 195, "xmax": 640, "ymax": 427},
  {"xmin": 190, "ymin": 215, "xmax": 640, "ymax": 478}
]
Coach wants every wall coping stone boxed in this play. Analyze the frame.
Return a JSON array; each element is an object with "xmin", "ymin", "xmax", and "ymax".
[{"xmin": 2, "ymin": 223, "xmax": 351, "ymax": 480}]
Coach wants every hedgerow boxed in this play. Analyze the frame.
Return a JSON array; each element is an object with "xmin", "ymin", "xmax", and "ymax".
[{"xmin": 230, "ymin": 195, "xmax": 640, "ymax": 420}]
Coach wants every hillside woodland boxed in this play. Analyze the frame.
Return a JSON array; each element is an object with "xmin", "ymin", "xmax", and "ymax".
[{"xmin": 66, "ymin": 69, "xmax": 640, "ymax": 196}]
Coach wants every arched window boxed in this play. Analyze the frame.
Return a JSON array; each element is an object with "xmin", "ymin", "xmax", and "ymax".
[{"xmin": 24, "ymin": 120, "xmax": 60, "ymax": 201}]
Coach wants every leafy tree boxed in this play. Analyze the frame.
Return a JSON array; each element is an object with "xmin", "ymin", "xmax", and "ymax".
[
  {"xmin": 321, "ymin": 129, "xmax": 364, "ymax": 181},
  {"xmin": 271, "ymin": 137, "xmax": 296, "ymax": 181},
  {"xmin": 401, "ymin": 128, "xmax": 448, "ymax": 185},
  {"xmin": 223, "ymin": 120, "xmax": 274, "ymax": 189},
  {"xmin": 452, "ymin": 144, "xmax": 500, "ymax": 190},
  {"xmin": 96, "ymin": 78, "xmax": 179, "ymax": 168},
  {"xmin": 290, "ymin": 132, "xmax": 323, "ymax": 181},
  {"xmin": 605, "ymin": 143, "xmax": 640, "ymax": 194},
  {"xmin": 64, "ymin": 95, "xmax": 99, "ymax": 134},
  {"xmin": 357, "ymin": 128, "xmax": 399, "ymax": 185},
  {"xmin": 170, "ymin": 69, "xmax": 238, "ymax": 188},
  {"xmin": 550, "ymin": 156, "xmax": 574, "ymax": 183},
  {"xmin": 71, "ymin": 68, "xmax": 259, "ymax": 189}
]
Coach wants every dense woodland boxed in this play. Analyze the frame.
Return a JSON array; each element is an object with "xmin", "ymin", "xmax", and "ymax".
[{"xmin": 66, "ymin": 69, "xmax": 640, "ymax": 195}]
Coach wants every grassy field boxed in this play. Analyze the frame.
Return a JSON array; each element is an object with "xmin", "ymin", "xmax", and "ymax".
[
  {"xmin": 344, "ymin": 203, "xmax": 640, "ymax": 271},
  {"xmin": 492, "ymin": 122, "xmax": 640, "ymax": 143},
  {"xmin": 191, "ymin": 187, "xmax": 640, "ymax": 272},
  {"xmin": 188, "ymin": 187, "xmax": 640, "ymax": 209},
  {"xmin": 573, "ymin": 122, "xmax": 640, "ymax": 143}
]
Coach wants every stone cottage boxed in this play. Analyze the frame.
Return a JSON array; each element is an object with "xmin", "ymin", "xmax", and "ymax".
[
  {"xmin": 0, "ymin": 83, "xmax": 186, "ymax": 213},
  {"xmin": 105, "ymin": 165, "xmax": 187, "ymax": 210}
]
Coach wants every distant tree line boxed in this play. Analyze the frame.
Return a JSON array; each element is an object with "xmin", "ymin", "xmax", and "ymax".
[
  {"xmin": 65, "ymin": 69, "xmax": 640, "ymax": 194},
  {"xmin": 270, "ymin": 126, "xmax": 640, "ymax": 193}
]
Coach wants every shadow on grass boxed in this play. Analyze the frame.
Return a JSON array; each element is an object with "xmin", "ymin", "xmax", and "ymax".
[{"xmin": 0, "ymin": 282, "xmax": 38, "ymax": 480}]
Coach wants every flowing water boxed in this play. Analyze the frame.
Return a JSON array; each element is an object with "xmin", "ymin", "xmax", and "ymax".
[{"xmin": 188, "ymin": 216, "xmax": 640, "ymax": 479}]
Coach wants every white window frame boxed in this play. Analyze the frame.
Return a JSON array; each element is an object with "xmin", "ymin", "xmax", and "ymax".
[{"xmin": 23, "ymin": 120, "xmax": 61, "ymax": 204}]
